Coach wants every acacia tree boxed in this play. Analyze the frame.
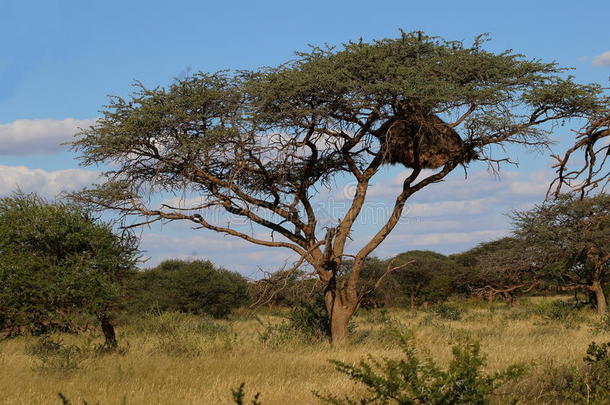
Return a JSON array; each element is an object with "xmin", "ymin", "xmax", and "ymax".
[
  {"xmin": 512, "ymin": 194, "xmax": 610, "ymax": 313},
  {"xmin": 453, "ymin": 238, "xmax": 541, "ymax": 305},
  {"xmin": 71, "ymin": 32, "xmax": 602, "ymax": 343}
]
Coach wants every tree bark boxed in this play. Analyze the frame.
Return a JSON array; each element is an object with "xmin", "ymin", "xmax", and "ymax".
[
  {"xmin": 324, "ymin": 289, "xmax": 355, "ymax": 345},
  {"xmin": 409, "ymin": 294, "xmax": 416, "ymax": 311},
  {"xmin": 99, "ymin": 314, "xmax": 118, "ymax": 348},
  {"xmin": 590, "ymin": 280, "xmax": 607, "ymax": 314}
]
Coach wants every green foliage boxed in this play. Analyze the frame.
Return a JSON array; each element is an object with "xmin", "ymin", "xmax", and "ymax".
[
  {"xmin": 287, "ymin": 296, "xmax": 331, "ymax": 342},
  {"xmin": 257, "ymin": 321, "xmax": 305, "ymax": 347},
  {"xmin": 373, "ymin": 312, "xmax": 414, "ymax": 348},
  {"xmin": 0, "ymin": 192, "xmax": 138, "ymax": 336},
  {"xmin": 377, "ymin": 251, "xmax": 462, "ymax": 308},
  {"xmin": 28, "ymin": 337, "xmax": 85, "ymax": 375},
  {"xmin": 126, "ymin": 259, "xmax": 249, "ymax": 318},
  {"xmin": 257, "ymin": 297, "xmax": 336, "ymax": 346},
  {"xmin": 591, "ymin": 312, "xmax": 610, "ymax": 334},
  {"xmin": 431, "ymin": 302, "xmax": 465, "ymax": 321},
  {"xmin": 511, "ymin": 194, "xmax": 610, "ymax": 310},
  {"xmin": 532, "ymin": 300, "xmax": 585, "ymax": 328},
  {"xmin": 317, "ymin": 340, "xmax": 526, "ymax": 404},
  {"xmin": 232, "ymin": 383, "xmax": 263, "ymax": 405},
  {"xmin": 561, "ymin": 342, "xmax": 610, "ymax": 404}
]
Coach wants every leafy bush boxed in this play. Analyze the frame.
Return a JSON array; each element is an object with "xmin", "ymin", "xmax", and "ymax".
[
  {"xmin": 257, "ymin": 321, "xmax": 304, "ymax": 347},
  {"xmin": 561, "ymin": 342, "xmax": 610, "ymax": 404},
  {"xmin": 28, "ymin": 337, "xmax": 85, "ymax": 375},
  {"xmin": 258, "ymin": 297, "xmax": 335, "ymax": 346},
  {"xmin": 373, "ymin": 311, "xmax": 413, "ymax": 348},
  {"xmin": 0, "ymin": 192, "xmax": 138, "ymax": 340},
  {"xmin": 317, "ymin": 340, "xmax": 526, "ymax": 404},
  {"xmin": 431, "ymin": 302, "xmax": 465, "ymax": 321},
  {"xmin": 591, "ymin": 312, "xmax": 610, "ymax": 334},
  {"xmin": 287, "ymin": 296, "xmax": 330, "ymax": 342},
  {"xmin": 125, "ymin": 259, "xmax": 248, "ymax": 318},
  {"xmin": 532, "ymin": 300, "xmax": 585, "ymax": 328}
]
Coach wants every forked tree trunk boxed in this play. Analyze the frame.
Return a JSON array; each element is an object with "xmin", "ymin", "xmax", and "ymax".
[{"xmin": 590, "ymin": 280, "xmax": 607, "ymax": 314}]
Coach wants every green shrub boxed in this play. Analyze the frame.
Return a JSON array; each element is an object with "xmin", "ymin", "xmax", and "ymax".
[
  {"xmin": 28, "ymin": 337, "xmax": 85, "ymax": 375},
  {"xmin": 591, "ymin": 312, "xmax": 610, "ymax": 334},
  {"xmin": 561, "ymin": 342, "xmax": 610, "ymax": 404},
  {"xmin": 125, "ymin": 259, "xmax": 249, "ymax": 318},
  {"xmin": 257, "ymin": 297, "xmax": 338, "ymax": 346},
  {"xmin": 373, "ymin": 312, "xmax": 413, "ymax": 348},
  {"xmin": 317, "ymin": 340, "xmax": 526, "ymax": 404},
  {"xmin": 0, "ymin": 193, "xmax": 138, "ymax": 339},
  {"xmin": 431, "ymin": 302, "xmax": 465, "ymax": 321},
  {"xmin": 532, "ymin": 300, "xmax": 585, "ymax": 328},
  {"xmin": 287, "ymin": 296, "xmax": 330, "ymax": 342},
  {"xmin": 257, "ymin": 320, "xmax": 306, "ymax": 347}
]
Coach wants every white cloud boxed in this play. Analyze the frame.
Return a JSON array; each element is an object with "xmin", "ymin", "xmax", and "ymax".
[
  {"xmin": 0, "ymin": 165, "xmax": 99, "ymax": 198},
  {"xmin": 407, "ymin": 198, "xmax": 492, "ymax": 217},
  {"xmin": 0, "ymin": 118, "xmax": 94, "ymax": 155},
  {"xmin": 592, "ymin": 51, "xmax": 610, "ymax": 67}
]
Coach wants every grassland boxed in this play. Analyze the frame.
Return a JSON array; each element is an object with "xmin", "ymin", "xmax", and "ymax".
[{"xmin": 1, "ymin": 296, "xmax": 609, "ymax": 404}]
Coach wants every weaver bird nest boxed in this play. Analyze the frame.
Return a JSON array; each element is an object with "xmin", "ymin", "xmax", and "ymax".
[{"xmin": 374, "ymin": 104, "xmax": 478, "ymax": 169}]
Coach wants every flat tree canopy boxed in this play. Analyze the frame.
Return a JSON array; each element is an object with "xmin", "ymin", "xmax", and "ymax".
[
  {"xmin": 512, "ymin": 193, "xmax": 610, "ymax": 312},
  {"xmin": 71, "ymin": 32, "xmax": 604, "ymax": 343}
]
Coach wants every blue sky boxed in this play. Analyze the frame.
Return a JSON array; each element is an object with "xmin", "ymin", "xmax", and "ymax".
[{"xmin": 1, "ymin": 0, "xmax": 609, "ymax": 275}]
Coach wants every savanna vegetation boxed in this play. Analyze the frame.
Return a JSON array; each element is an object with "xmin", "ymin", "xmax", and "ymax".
[{"xmin": 2, "ymin": 31, "xmax": 610, "ymax": 404}]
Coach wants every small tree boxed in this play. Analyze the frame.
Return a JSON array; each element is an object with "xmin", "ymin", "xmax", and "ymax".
[
  {"xmin": 383, "ymin": 251, "xmax": 458, "ymax": 309},
  {"xmin": 512, "ymin": 194, "xmax": 610, "ymax": 313},
  {"xmin": 71, "ymin": 32, "xmax": 602, "ymax": 343},
  {"xmin": 452, "ymin": 238, "xmax": 541, "ymax": 304},
  {"xmin": 126, "ymin": 259, "xmax": 249, "ymax": 318},
  {"xmin": 0, "ymin": 193, "xmax": 138, "ymax": 345}
]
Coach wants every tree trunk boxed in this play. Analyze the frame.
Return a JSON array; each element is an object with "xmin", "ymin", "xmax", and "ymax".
[
  {"xmin": 99, "ymin": 314, "xmax": 118, "ymax": 348},
  {"xmin": 409, "ymin": 295, "xmax": 416, "ymax": 311},
  {"xmin": 590, "ymin": 280, "xmax": 607, "ymax": 314},
  {"xmin": 324, "ymin": 290, "xmax": 355, "ymax": 345}
]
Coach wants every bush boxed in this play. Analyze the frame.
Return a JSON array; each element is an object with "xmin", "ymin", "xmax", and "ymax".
[
  {"xmin": 561, "ymin": 342, "xmax": 610, "ymax": 404},
  {"xmin": 287, "ymin": 296, "xmax": 330, "ymax": 342},
  {"xmin": 0, "ymin": 192, "xmax": 138, "ymax": 340},
  {"xmin": 28, "ymin": 337, "xmax": 85, "ymax": 375},
  {"xmin": 431, "ymin": 302, "xmax": 465, "ymax": 320},
  {"xmin": 317, "ymin": 340, "xmax": 526, "ymax": 404},
  {"xmin": 372, "ymin": 311, "xmax": 413, "ymax": 348},
  {"xmin": 125, "ymin": 260, "xmax": 249, "ymax": 318},
  {"xmin": 532, "ymin": 300, "xmax": 585, "ymax": 328},
  {"xmin": 258, "ymin": 297, "xmax": 334, "ymax": 346}
]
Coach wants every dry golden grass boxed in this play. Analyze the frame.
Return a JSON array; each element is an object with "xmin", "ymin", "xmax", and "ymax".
[{"xmin": 1, "ymin": 297, "xmax": 608, "ymax": 404}]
